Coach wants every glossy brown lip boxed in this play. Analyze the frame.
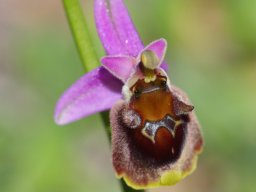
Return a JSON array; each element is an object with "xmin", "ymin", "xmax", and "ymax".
[
  {"xmin": 111, "ymin": 85, "xmax": 203, "ymax": 188},
  {"xmin": 124, "ymin": 76, "xmax": 191, "ymax": 165},
  {"xmin": 131, "ymin": 115, "xmax": 187, "ymax": 164}
]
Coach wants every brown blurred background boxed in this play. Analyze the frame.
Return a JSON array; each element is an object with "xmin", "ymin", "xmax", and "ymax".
[{"xmin": 0, "ymin": 0, "xmax": 256, "ymax": 192}]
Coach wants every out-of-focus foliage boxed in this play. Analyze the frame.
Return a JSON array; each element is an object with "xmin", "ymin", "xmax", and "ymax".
[{"xmin": 0, "ymin": 0, "xmax": 255, "ymax": 192}]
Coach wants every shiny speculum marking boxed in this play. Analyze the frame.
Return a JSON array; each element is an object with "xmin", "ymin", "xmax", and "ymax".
[{"xmin": 142, "ymin": 115, "xmax": 182, "ymax": 143}]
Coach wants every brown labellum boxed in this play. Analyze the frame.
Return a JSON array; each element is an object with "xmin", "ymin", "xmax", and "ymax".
[
  {"xmin": 111, "ymin": 80, "xmax": 203, "ymax": 187},
  {"xmin": 117, "ymin": 75, "xmax": 190, "ymax": 164}
]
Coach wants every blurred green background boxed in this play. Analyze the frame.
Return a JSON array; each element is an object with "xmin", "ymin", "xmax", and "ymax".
[{"xmin": 0, "ymin": 0, "xmax": 256, "ymax": 192}]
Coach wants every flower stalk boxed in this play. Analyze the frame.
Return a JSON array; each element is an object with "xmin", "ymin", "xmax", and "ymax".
[
  {"xmin": 63, "ymin": 0, "xmax": 98, "ymax": 71},
  {"xmin": 62, "ymin": 0, "xmax": 144, "ymax": 191}
]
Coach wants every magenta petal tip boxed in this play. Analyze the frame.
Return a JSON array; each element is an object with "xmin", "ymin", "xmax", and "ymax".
[{"xmin": 54, "ymin": 67, "xmax": 123, "ymax": 125}]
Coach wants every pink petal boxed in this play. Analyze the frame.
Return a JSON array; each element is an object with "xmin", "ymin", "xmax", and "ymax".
[
  {"xmin": 110, "ymin": 0, "xmax": 144, "ymax": 57},
  {"xmin": 142, "ymin": 38, "xmax": 167, "ymax": 68},
  {"xmin": 54, "ymin": 67, "xmax": 122, "ymax": 125},
  {"xmin": 94, "ymin": 0, "xmax": 127, "ymax": 55},
  {"xmin": 160, "ymin": 61, "xmax": 169, "ymax": 72},
  {"xmin": 101, "ymin": 55, "xmax": 136, "ymax": 82}
]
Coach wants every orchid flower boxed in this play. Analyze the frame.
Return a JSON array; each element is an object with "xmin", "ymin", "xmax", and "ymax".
[{"xmin": 55, "ymin": 0, "xmax": 203, "ymax": 189}]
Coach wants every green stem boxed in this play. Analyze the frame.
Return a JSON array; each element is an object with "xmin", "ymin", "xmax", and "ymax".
[
  {"xmin": 63, "ymin": 0, "xmax": 98, "ymax": 71},
  {"xmin": 62, "ymin": 0, "xmax": 144, "ymax": 192}
]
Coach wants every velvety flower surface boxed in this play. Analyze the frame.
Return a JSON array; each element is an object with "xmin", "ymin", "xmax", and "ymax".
[{"xmin": 55, "ymin": 0, "xmax": 203, "ymax": 189}]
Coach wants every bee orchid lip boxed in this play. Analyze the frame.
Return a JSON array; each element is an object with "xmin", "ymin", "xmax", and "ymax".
[{"xmin": 111, "ymin": 84, "xmax": 203, "ymax": 189}]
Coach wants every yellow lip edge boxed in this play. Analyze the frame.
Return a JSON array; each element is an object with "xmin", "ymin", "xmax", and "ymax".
[{"xmin": 115, "ymin": 153, "xmax": 201, "ymax": 190}]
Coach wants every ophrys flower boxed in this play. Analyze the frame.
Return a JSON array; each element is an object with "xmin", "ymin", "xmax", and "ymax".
[{"xmin": 55, "ymin": 0, "xmax": 203, "ymax": 189}]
